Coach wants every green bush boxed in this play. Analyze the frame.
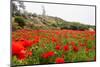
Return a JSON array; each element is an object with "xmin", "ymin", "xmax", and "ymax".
[
  {"xmin": 15, "ymin": 16, "xmax": 26, "ymax": 28},
  {"xmin": 79, "ymin": 25, "xmax": 88, "ymax": 30},
  {"xmin": 32, "ymin": 13, "xmax": 37, "ymax": 17}
]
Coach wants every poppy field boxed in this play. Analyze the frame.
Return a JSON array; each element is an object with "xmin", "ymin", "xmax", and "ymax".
[{"xmin": 12, "ymin": 29, "xmax": 96, "ymax": 65}]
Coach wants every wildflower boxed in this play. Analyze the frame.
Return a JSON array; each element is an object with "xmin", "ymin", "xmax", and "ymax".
[
  {"xmin": 22, "ymin": 40, "xmax": 33, "ymax": 47},
  {"xmin": 41, "ymin": 53, "xmax": 49, "ymax": 59},
  {"xmin": 63, "ymin": 45, "xmax": 69, "ymax": 51},
  {"xmin": 18, "ymin": 53, "xmax": 26, "ymax": 60},
  {"xmin": 33, "ymin": 36, "xmax": 40, "ymax": 44},
  {"xmin": 55, "ymin": 57, "xmax": 64, "ymax": 63},
  {"xmin": 55, "ymin": 45, "xmax": 61, "ymax": 50},
  {"xmin": 27, "ymin": 51, "xmax": 32, "ymax": 56},
  {"xmin": 12, "ymin": 41, "xmax": 25, "ymax": 55},
  {"xmin": 71, "ymin": 41, "xmax": 75, "ymax": 46},
  {"xmin": 47, "ymin": 51, "xmax": 55, "ymax": 57},
  {"xmin": 52, "ymin": 37, "xmax": 57, "ymax": 43},
  {"xmin": 73, "ymin": 46, "xmax": 79, "ymax": 52},
  {"xmin": 41, "ymin": 51, "xmax": 55, "ymax": 59}
]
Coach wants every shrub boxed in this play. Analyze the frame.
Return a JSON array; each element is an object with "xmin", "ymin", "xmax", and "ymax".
[
  {"xmin": 32, "ymin": 13, "xmax": 37, "ymax": 17},
  {"xmin": 15, "ymin": 16, "xmax": 26, "ymax": 28}
]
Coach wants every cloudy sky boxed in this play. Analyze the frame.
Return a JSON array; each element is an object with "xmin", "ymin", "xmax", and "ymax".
[{"xmin": 14, "ymin": 1, "xmax": 96, "ymax": 25}]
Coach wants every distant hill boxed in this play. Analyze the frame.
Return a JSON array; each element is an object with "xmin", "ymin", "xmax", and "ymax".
[
  {"xmin": 12, "ymin": 14, "xmax": 95, "ymax": 31},
  {"xmin": 12, "ymin": 1, "xmax": 95, "ymax": 31}
]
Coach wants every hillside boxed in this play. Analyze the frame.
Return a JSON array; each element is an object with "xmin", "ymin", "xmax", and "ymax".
[{"xmin": 12, "ymin": 14, "xmax": 95, "ymax": 31}]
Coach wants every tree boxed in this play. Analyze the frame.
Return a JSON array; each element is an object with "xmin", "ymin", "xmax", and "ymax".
[
  {"xmin": 32, "ymin": 13, "xmax": 37, "ymax": 17},
  {"xmin": 14, "ymin": 0, "xmax": 26, "ymax": 16},
  {"xmin": 42, "ymin": 5, "xmax": 46, "ymax": 16},
  {"xmin": 19, "ymin": 1, "xmax": 25, "ymax": 12},
  {"xmin": 12, "ymin": 2, "xmax": 18, "ymax": 16}
]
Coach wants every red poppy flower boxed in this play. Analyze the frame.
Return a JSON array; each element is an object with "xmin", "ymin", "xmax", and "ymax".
[
  {"xmin": 55, "ymin": 31, "xmax": 60, "ymax": 35},
  {"xmin": 71, "ymin": 41, "xmax": 75, "ymax": 46},
  {"xmin": 12, "ymin": 41, "xmax": 25, "ymax": 55},
  {"xmin": 62, "ymin": 54, "xmax": 65, "ymax": 58},
  {"xmin": 73, "ymin": 46, "xmax": 79, "ymax": 52},
  {"xmin": 63, "ymin": 45, "xmax": 69, "ymax": 51},
  {"xmin": 18, "ymin": 53, "xmax": 26, "ymax": 60},
  {"xmin": 41, "ymin": 53, "xmax": 49, "ymax": 59},
  {"xmin": 55, "ymin": 45, "xmax": 61, "ymax": 50},
  {"xmin": 52, "ymin": 37, "xmax": 57, "ymax": 43},
  {"xmin": 19, "ymin": 49, "xmax": 26, "ymax": 56},
  {"xmin": 85, "ymin": 48, "xmax": 89, "ymax": 53},
  {"xmin": 27, "ymin": 51, "xmax": 32, "ymax": 56},
  {"xmin": 22, "ymin": 40, "xmax": 33, "ymax": 47},
  {"xmin": 47, "ymin": 51, "xmax": 55, "ymax": 57},
  {"xmin": 41, "ymin": 51, "xmax": 55, "ymax": 59},
  {"xmin": 33, "ymin": 36, "xmax": 40, "ymax": 44},
  {"xmin": 55, "ymin": 57, "xmax": 64, "ymax": 63}
]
